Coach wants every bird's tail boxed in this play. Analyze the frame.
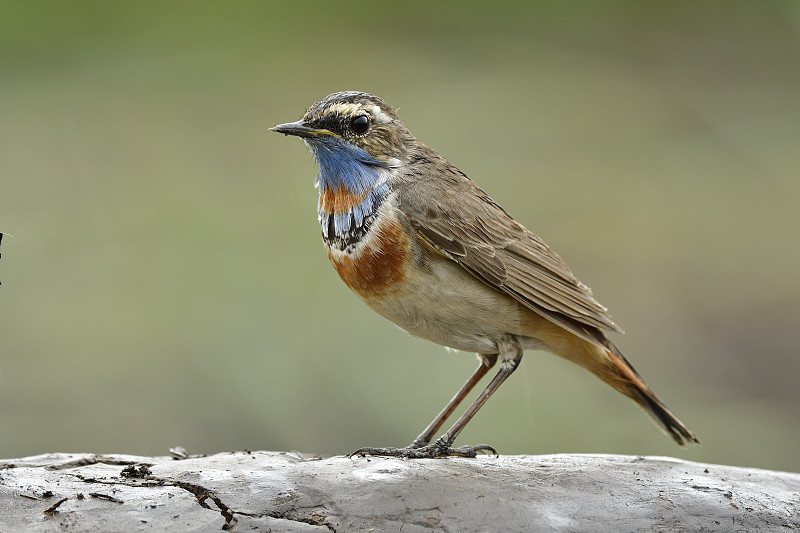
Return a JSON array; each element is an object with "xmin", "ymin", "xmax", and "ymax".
[
  {"xmin": 535, "ymin": 319, "xmax": 699, "ymax": 446},
  {"xmin": 599, "ymin": 343, "xmax": 699, "ymax": 447}
]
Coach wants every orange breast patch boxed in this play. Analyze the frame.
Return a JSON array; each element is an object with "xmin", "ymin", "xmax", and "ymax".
[
  {"xmin": 327, "ymin": 217, "xmax": 408, "ymax": 297},
  {"xmin": 320, "ymin": 184, "xmax": 370, "ymax": 214}
]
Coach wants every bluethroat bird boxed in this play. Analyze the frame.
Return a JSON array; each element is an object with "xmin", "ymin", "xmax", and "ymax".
[{"xmin": 272, "ymin": 91, "xmax": 699, "ymax": 458}]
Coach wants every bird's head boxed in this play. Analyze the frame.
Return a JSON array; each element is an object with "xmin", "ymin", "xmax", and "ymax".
[
  {"xmin": 273, "ymin": 92, "xmax": 414, "ymax": 246},
  {"xmin": 271, "ymin": 92, "xmax": 413, "ymax": 192}
]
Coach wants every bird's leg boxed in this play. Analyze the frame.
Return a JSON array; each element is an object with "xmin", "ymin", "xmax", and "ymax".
[
  {"xmin": 350, "ymin": 337, "xmax": 522, "ymax": 459},
  {"xmin": 426, "ymin": 343, "xmax": 522, "ymax": 457},
  {"xmin": 406, "ymin": 353, "xmax": 497, "ymax": 449}
]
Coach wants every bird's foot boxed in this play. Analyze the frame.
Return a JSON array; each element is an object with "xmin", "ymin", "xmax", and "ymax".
[{"xmin": 349, "ymin": 437, "xmax": 497, "ymax": 459}]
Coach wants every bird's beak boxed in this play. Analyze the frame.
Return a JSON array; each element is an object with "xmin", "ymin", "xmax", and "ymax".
[{"xmin": 270, "ymin": 120, "xmax": 334, "ymax": 139}]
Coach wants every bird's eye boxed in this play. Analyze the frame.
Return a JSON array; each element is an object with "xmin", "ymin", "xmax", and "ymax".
[{"xmin": 351, "ymin": 115, "xmax": 369, "ymax": 134}]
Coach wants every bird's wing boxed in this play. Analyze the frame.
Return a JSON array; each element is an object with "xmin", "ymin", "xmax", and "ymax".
[{"xmin": 398, "ymin": 167, "xmax": 623, "ymax": 345}]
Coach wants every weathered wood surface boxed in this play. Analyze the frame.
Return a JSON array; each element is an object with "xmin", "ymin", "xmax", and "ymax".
[{"xmin": 1, "ymin": 451, "xmax": 798, "ymax": 532}]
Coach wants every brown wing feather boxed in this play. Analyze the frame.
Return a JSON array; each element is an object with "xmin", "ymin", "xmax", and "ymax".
[{"xmin": 398, "ymin": 163, "xmax": 623, "ymax": 345}]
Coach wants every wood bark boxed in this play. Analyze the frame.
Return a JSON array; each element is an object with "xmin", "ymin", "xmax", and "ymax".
[{"xmin": 1, "ymin": 451, "xmax": 798, "ymax": 532}]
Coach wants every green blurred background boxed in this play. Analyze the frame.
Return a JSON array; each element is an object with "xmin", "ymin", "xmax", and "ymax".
[{"xmin": 1, "ymin": 1, "xmax": 799, "ymax": 472}]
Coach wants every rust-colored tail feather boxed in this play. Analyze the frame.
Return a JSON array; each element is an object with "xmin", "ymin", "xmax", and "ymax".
[{"xmin": 603, "ymin": 346, "xmax": 699, "ymax": 447}]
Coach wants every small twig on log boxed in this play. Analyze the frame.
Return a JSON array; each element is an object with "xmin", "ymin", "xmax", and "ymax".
[
  {"xmin": 89, "ymin": 493, "xmax": 124, "ymax": 504},
  {"xmin": 43, "ymin": 497, "xmax": 68, "ymax": 516}
]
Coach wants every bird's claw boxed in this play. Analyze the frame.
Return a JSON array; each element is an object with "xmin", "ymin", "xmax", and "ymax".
[
  {"xmin": 447, "ymin": 444, "xmax": 498, "ymax": 457},
  {"xmin": 348, "ymin": 442, "xmax": 497, "ymax": 459}
]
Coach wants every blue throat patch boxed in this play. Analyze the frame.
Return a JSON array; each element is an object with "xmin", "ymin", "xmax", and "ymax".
[{"xmin": 307, "ymin": 138, "xmax": 391, "ymax": 251}]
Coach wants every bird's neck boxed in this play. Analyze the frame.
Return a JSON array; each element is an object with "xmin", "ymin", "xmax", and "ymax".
[{"xmin": 311, "ymin": 142, "xmax": 392, "ymax": 251}]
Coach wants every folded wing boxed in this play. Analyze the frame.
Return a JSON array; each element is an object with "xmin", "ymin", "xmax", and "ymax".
[{"xmin": 400, "ymin": 168, "xmax": 623, "ymax": 346}]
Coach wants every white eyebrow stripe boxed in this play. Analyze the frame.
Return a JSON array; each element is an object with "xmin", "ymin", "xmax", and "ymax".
[
  {"xmin": 325, "ymin": 102, "xmax": 362, "ymax": 116},
  {"xmin": 322, "ymin": 102, "xmax": 393, "ymax": 125},
  {"xmin": 361, "ymin": 104, "xmax": 393, "ymax": 124}
]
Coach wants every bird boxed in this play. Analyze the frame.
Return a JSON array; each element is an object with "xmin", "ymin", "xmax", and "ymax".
[{"xmin": 271, "ymin": 91, "xmax": 698, "ymax": 458}]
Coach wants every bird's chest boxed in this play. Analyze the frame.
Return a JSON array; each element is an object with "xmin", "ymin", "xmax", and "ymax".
[{"xmin": 321, "ymin": 190, "xmax": 410, "ymax": 299}]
